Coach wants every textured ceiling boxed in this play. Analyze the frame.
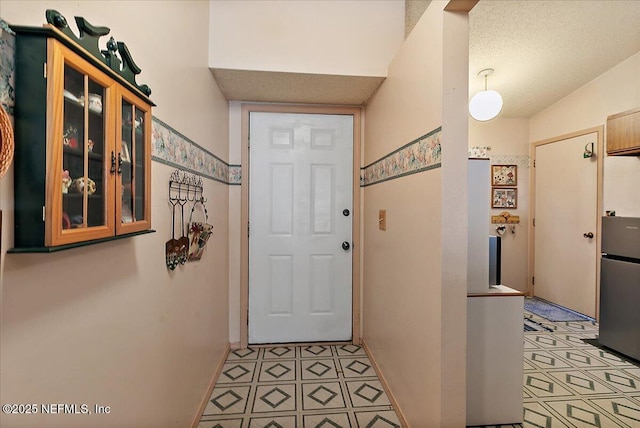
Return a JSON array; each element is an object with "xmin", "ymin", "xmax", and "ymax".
[
  {"xmin": 213, "ymin": 1, "xmax": 640, "ymax": 114},
  {"xmin": 470, "ymin": 0, "xmax": 640, "ymax": 119},
  {"xmin": 211, "ymin": 69, "xmax": 385, "ymax": 106}
]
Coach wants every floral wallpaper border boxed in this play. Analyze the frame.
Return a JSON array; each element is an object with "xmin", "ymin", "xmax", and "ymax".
[
  {"xmin": 469, "ymin": 146, "xmax": 530, "ymax": 169},
  {"xmin": 489, "ymin": 154, "xmax": 530, "ymax": 169},
  {"xmin": 151, "ymin": 117, "xmax": 240, "ymax": 185},
  {"xmin": 361, "ymin": 126, "xmax": 442, "ymax": 187}
]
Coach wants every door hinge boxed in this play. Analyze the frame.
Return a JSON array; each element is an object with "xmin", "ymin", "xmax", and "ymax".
[
  {"xmin": 247, "ymin": 221, "xmax": 250, "ymax": 237},
  {"xmin": 533, "ymin": 159, "xmax": 536, "ymax": 167},
  {"xmin": 532, "ymin": 276, "xmax": 535, "ymax": 285},
  {"xmin": 43, "ymin": 63, "xmax": 47, "ymax": 79},
  {"xmin": 533, "ymin": 218, "xmax": 536, "ymax": 227},
  {"xmin": 42, "ymin": 206, "xmax": 46, "ymax": 221}
]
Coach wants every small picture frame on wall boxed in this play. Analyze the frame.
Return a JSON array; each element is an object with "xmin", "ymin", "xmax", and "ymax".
[
  {"xmin": 492, "ymin": 187, "xmax": 517, "ymax": 209},
  {"xmin": 491, "ymin": 164, "xmax": 517, "ymax": 186}
]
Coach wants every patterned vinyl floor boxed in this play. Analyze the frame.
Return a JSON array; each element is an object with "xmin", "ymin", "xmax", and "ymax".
[
  {"xmin": 517, "ymin": 310, "xmax": 640, "ymax": 428},
  {"xmin": 198, "ymin": 343, "xmax": 401, "ymax": 427},
  {"xmin": 198, "ymin": 311, "xmax": 640, "ymax": 428}
]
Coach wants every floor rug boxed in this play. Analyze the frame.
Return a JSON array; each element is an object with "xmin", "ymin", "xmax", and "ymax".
[{"xmin": 524, "ymin": 297, "xmax": 592, "ymax": 322}]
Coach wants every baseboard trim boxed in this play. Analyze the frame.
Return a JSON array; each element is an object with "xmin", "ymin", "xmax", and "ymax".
[
  {"xmin": 361, "ymin": 339, "xmax": 409, "ymax": 428},
  {"xmin": 190, "ymin": 343, "xmax": 231, "ymax": 428},
  {"xmin": 230, "ymin": 341, "xmax": 241, "ymax": 350}
]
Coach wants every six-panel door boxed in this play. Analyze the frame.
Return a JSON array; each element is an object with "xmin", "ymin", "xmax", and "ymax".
[{"xmin": 248, "ymin": 112, "xmax": 354, "ymax": 344}]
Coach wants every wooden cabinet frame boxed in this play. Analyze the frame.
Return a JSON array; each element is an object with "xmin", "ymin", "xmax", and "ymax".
[{"xmin": 11, "ymin": 25, "xmax": 153, "ymax": 252}]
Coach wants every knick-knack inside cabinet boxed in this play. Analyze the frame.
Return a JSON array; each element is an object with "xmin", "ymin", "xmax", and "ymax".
[{"xmin": 10, "ymin": 11, "xmax": 154, "ymax": 252}]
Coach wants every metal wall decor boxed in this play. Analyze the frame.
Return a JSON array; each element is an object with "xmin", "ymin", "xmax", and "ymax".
[
  {"xmin": 44, "ymin": 9, "xmax": 151, "ymax": 97},
  {"xmin": 166, "ymin": 170, "xmax": 212, "ymax": 269}
]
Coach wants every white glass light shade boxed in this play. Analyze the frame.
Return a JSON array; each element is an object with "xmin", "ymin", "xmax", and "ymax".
[{"xmin": 469, "ymin": 90, "xmax": 503, "ymax": 121}]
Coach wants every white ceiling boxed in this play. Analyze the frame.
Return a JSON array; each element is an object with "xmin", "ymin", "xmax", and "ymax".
[
  {"xmin": 213, "ymin": 1, "xmax": 640, "ymax": 116},
  {"xmin": 470, "ymin": 0, "xmax": 640, "ymax": 119}
]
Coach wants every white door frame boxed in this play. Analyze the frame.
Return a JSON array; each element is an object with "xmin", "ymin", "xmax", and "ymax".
[
  {"xmin": 528, "ymin": 126, "xmax": 604, "ymax": 319},
  {"xmin": 240, "ymin": 104, "xmax": 362, "ymax": 348}
]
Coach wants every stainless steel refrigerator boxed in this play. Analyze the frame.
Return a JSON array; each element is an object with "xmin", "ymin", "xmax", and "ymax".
[{"xmin": 600, "ymin": 217, "xmax": 640, "ymax": 361}]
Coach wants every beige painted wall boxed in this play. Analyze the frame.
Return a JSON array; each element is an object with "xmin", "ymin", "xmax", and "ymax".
[
  {"xmin": 208, "ymin": 0, "xmax": 404, "ymax": 77},
  {"xmin": 0, "ymin": 1, "xmax": 230, "ymax": 427},
  {"xmin": 469, "ymin": 118, "xmax": 530, "ymax": 292},
  {"xmin": 363, "ymin": 2, "xmax": 467, "ymax": 425},
  {"xmin": 228, "ymin": 101, "xmax": 242, "ymax": 344},
  {"xmin": 530, "ymin": 50, "xmax": 640, "ymax": 217}
]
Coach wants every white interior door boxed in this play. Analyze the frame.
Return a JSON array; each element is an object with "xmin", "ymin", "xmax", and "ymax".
[
  {"xmin": 534, "ymin": 132, "xmax": 598, "ymax": 317},
  {"xmin": 249, "ymin": 112, "xmax": 353, "ymax": 344}
]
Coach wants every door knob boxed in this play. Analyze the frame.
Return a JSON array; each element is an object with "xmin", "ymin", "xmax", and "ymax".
[
  {"xmin": 342, "ymin": 241, "xmax": 351, "ymax": 251},
  {"xmin": 343, "ymin": 209, "xmax": 350, "ymax": 217},
  {"xmin": 583, "ymin": 232, "xmax": 594, "ymax": 239}
]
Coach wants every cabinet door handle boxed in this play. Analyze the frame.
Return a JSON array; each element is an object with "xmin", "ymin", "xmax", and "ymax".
[
  {"xmin": 117, "ymin": 152, "xmax": 123, "ymax": 175},
  {"xmin": 110, "ymin": 151, "xmax": 116, "ymax": 175}
]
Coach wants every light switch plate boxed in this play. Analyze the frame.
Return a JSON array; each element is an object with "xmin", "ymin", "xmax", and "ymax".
[{"xmin": 379, "ymin": 210, "xmax": 386, "ymax": 231}]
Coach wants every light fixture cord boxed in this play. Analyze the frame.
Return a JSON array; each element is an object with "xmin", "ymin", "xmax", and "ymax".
[{"xmin": 484, "ymin": 74, "xmax": 488, "ymax": 91}]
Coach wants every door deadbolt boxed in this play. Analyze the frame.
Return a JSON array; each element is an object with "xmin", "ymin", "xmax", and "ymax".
[
  {"xmin": 583, "ymin": 232, "xmax": 594, "ymax": 239},
  {"xmin": 342, "ymin": 241, "xmax": 351, "ymax": 251},
  {"xmin": 343, "ymin": 209, "xmax": 350, "ymax": 217}
]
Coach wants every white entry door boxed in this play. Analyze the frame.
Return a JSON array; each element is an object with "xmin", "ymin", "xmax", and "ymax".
[
  {"xmin": 249, "ymin": 112, "xmax": 353, "ymax": 344},
  {"xmin": 534, "ymin": 131, "xmax": 599, "ymax": 318}
]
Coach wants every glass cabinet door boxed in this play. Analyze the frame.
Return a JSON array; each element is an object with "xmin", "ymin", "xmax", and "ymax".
[
  {"xmin": 117, "ymin": 90, "xmax": 151, "ymax": 234},
  {"xmin": 43, "ymin": 39, "xmax": 150, "ymax": 248},
  {"xmin": 57, "ymin": 61, "xmax": 113, "ymax": 243}
]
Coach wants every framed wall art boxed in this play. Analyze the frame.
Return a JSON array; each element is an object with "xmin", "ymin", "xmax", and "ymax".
[
  {"xmin": 492, "ymin": 187, "xmax": 517, "ymax": 209},
  {"xmin": 491, "ymin": 164, "xmax": 517, "ymax": 186}
]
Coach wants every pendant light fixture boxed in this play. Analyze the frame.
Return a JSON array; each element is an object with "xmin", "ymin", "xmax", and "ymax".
[{"xmin": 469, "ymin": 68, "xmax": 503, "ymax": 121}]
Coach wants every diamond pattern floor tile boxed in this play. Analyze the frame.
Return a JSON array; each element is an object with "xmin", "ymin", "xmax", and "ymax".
[
  {"xmin": 546, "ymin": 399, "xmax": 623, "ymax": 427},
  {"xmin": 587, "ymin": 369, "xmax": 640, "ymax": 393},
  {"xmin": 302, "ymin": 412, "xmax": 351, "ymax": 427},
  {"xmin": 263, "ymin": 346, "xmax": 298, "ymax": 360},
  {"xmin": 199, "ymin": 417, "xmax": 244, "ymax": 428},
  {"xmin": 354, "ymin": 410, "xmax": 401, "ymax": 427},
  {"xmin": 346, "ymin": 380, "xmax": 391, "ymax": 408},
  {"xmin": 258, "ymin": 360, "xmax": 297, "ymax": 382},
  {"xmin": 524, "ymin": 372, "xmax": 575, "ymax": 398},
  {"xmin": 301, "ymin": 358, "xmax": 339, "ymax": 380},
  {"xmin": 203, "ymin": 385, "xmax": 251, "ymax": 416},
  {"xmin": 339, "ymin": 357, "xmax": 375, "ymax": 378},
  {"xmin": 199, "ymin": 344, "xmax": 399, "ymax": 426},
  {"xmin": 525, "ymin": 350, "xmax": 573, "ymax": 369},
  {"xmin": 590, "ymin": 396, "xmax": 640, "ymax": 427},
  {"xmin": 248, "ymin": 414, "xmax": 297, "ymax": 427},
  {"xmin": 199, "ymin": 307, "xmax": 640, "ymax": 428},
  {"xmin": 549, "ymin": 350, "xmax": 609, "ymax": 369},
  {"xmin": 227, "ymin": 347, "xmax": 260, "ymax": 361},
  {"xmin": 252, "ymin": 384, "xmax": 296, "ymax": 413},
  {"xmin": 336, "ymin": 344, "xmax": 367, "ymax": 357},
  {"xmin": 301, "ymin": 345, "xmax": 334, "ymax": 359},
  {"xmin": 218, "ymin": 362, "xmax": 256, "ymax": 384},
  {"xmin": 522, "ymin": 401, "xmax": 569, "ymax": 428},
  {"xmin": 302, "ymin": 382, "xmax": 346, "ymax": 411},
  {"xmin": 547, "ymin": 370, "xmax": 616, "ymax": 395}
]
